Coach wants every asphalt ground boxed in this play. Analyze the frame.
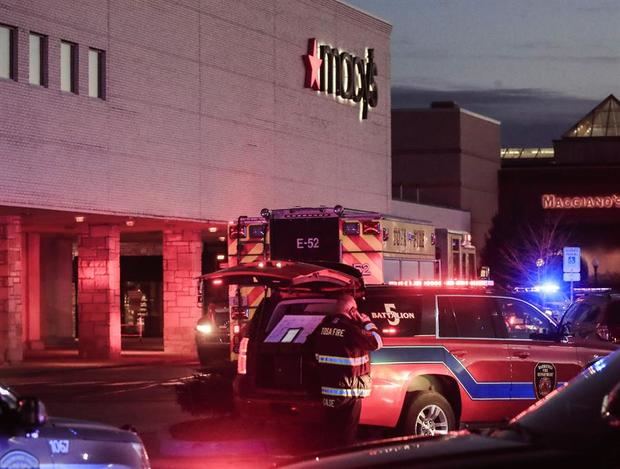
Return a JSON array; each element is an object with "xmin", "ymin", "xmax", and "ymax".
[{"xmin": 1, "ymin": 356, "xmax": 310, "ymax": 468}]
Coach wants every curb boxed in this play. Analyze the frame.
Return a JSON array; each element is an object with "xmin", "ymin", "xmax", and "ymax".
[{"xmin": 0, "ymin": 358, "xmax": 199, "ymax": 378}]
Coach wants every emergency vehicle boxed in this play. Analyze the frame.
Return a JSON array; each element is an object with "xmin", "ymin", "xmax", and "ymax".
[
  {"xmin": 196, "ymin": 206, "xmax": 477, "ymax": 361},
  {"xmin": 200, "ymin": 260, "xmax": 615, "ymax": 436}
]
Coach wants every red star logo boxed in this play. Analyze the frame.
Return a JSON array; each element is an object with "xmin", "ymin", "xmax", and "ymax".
[{"xmin": 303, "ymin": 38, "xmax": 322, "ymax": 90}]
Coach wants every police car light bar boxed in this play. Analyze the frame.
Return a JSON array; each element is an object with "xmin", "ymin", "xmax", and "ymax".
[{"xmin": 387, "ymin": 279, "xmax": 494, "ymax": 287}]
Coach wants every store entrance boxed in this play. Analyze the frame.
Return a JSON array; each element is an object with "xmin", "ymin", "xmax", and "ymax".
[{"xmin": 120, "ymin": 255, "xmax": 163, "ymax": 349}]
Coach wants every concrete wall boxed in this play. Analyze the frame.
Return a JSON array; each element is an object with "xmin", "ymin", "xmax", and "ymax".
[
  {"xmin": 389, "ymin": 200, "xmax": 470, "ymax": 233},
  {"xmin": 0, "ymin": 0, "xmax": 392, "ymax": 221},
  {"xmin": 459, "ymin": 110, "xmax": 500, "ymax": 253},
  {"xmin": 392, "ymin": 109, "xmax": 461, "ymax": 207},
  {"xmin": 391, "ymin": 106, "xmax": 500, "ymax": 252}
]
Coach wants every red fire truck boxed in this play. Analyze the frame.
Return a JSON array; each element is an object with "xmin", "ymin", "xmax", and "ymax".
[{"xmin": 196, "ymin": 206, "xmax": 477, "ymax": 363}]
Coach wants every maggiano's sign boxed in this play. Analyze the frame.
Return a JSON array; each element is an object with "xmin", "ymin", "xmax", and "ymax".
[
  {"xmin": 542, "ymin": 193, "xmax": 620, "ymax": 209},
  {"xmin": 302, "ymin": 38, "xmax": 378, "ymax": 119}
]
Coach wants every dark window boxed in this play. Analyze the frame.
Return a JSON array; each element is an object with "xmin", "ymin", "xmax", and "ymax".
[
  {"xmin": 606, "ymin": 301, "xmax": 620, "ymax": 326},
  {"xmin": 496, "ymin": 298, "xmax": 554, "ymax": 339},
  {"xmin": 358, "ymin": 295, "xmax": 423, "ymax": 337},
  {"xmin": 438, "ymin": 296, "xmax": 500, "ymax": 339},
  {"xmin": 452, "ymin": 252, "xmax": 460, "ymax": 278},
  {"xmin": 0, "ymin": 24, "xmax": 17, "ymax": 80},
  {"xmin": 562, "ymin": 301, "xmax": 602, "ymax": 332}
]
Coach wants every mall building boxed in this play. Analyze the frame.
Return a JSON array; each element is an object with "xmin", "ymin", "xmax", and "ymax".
[
  {"xmin": 392, "ymin": 102, "xmax": 501, "ymax": 265},
  {"xmin": 0, "ymin": 0, "xmax": 475, "ymax": 363},
  {"xmin": 500, "ymin": 94, "xmax": 620, "ymax": 286}
]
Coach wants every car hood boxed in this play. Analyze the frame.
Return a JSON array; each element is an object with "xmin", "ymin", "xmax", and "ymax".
[
  {"xmin": 511, "ymin": 348, "xmax": 620, "ymax": 441},
  {"xmin": 284, "ymin": 432, "xmax": 528, "ymax": 468},
  {"xmin": 48, "ymin": 417, "xmax": 141, "ymax": 444}
]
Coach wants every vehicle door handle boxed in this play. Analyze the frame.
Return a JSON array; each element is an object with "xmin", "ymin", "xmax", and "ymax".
[
  {"xmin": 451, "ymin": 350, "xmax": 467, "ymax": 358},
  {"xmin": 513, "ymin": 351, "xmax": 530, "ymax": 359}
]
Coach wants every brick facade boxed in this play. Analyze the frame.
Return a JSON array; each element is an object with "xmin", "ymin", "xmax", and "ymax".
[
  {"xmin": 77, "ymin": 225, "xmax": 121, "ymax": 359},
  {"xmin": 0, "ymin": 216, "xmax": 24, "ymax": 364},
  {"xmin": 0, "ymin": 0, "xmax": 391, "ymax": 222},
  {"xmin": 163, "ymin": 228, "xmax": 202, "ymax": 355}
]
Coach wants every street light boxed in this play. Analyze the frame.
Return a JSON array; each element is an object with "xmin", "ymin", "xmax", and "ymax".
[
  {"xmin": 536, "ymin": 258, "xmax": 545, "ymax": 284},
  {"xmin": 593, "ymin": 258, "xmax": 600, "ymax": 287}
]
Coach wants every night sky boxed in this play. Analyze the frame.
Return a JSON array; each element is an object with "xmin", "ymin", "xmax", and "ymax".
[{"xmin": 346, "ymin": 0, "xmax": 619, "ymax": 147}]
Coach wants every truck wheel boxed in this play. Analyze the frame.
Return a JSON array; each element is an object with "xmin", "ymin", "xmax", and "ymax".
[{"xmin": 402, "ymin": 391, "xmax": 456, "ymax": 436}]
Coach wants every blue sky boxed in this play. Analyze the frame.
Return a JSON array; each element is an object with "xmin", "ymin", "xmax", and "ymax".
[{"xmin": 347, "ymin": 0, "xmax": 620, "ymax": 145}]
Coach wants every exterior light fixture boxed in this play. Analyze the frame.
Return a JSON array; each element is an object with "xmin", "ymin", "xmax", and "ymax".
[
  {"xmin": 218, "ymin": 236, "xmax": 226, "ymax": 242},
  {"xmin": 216, "ymin": 254, "xmax": 225, "ymax": 261},
  {"xmin": 75, "ymin": 216, "xmax": 85, "ymax": 223},
  {"xmin": 208, "ymin": 226, "xmax": 217, "ymax": 233},
  {"xmin": 125, "ymin": 220, "xmax": 135, "ymax": 227}
]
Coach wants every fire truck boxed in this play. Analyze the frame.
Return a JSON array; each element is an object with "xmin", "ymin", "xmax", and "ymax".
[{"xmin": 196, "ymin": 206, "xmax": 477, "ymax": 361}]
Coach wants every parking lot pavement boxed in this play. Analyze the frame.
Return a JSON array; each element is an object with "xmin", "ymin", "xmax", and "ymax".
[{"xmin": 1, "ymin": 357, "xmax": 312, "ymax": 468}]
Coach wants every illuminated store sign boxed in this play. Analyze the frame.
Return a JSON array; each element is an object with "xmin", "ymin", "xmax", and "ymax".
[
  {"xmin": 302, "ymin": 38, "xmax": 378, "ymax": 119},
  {"xmin": 542, "ymin": 193, "xmax": 620, "ymax": 209}
]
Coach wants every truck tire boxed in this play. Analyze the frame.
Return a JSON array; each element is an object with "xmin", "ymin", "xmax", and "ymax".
[{"xmin": 402, "ymin": 391, "xmax": 456, "ymax": 436}]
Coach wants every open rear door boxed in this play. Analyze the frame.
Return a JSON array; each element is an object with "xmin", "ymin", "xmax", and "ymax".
[{"xmin": 199, "ymin": 260, "xmax": 363, "ymax": 294}]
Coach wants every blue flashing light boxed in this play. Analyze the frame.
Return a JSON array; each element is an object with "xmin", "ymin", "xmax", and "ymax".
[{"xmin": 533, "ymin": 282, "xmax": 560, "ymax": 294}]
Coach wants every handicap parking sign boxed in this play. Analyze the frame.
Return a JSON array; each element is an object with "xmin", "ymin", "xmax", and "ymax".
[{"xmin": 563, "ymin": 247, "xmax": 581, "ymax": 274}]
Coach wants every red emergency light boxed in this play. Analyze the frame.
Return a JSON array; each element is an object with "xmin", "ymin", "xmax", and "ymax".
[
  {"xmin": 229, "ymin": 225, "xmax": 247, "ymax": 240},
  {"xmin": 387, "ymin": 279, "xmax": 494, "ymax": 288},
  {"xmin": 362, "ymin": 220, "xmax": 381, "ymax": 235}
]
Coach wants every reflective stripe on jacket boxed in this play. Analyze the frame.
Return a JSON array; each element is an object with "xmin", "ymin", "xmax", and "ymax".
[
  {"xmin": 321, "ymin": 386, "xmax": 371, "ymax": 398},
  {"xmin": 312, "ymin": 314, "xmax": 382, "ymax": 400},
  {"xmin": 315, "ymin": 354, "xmax": 369, "ymax": 367}
]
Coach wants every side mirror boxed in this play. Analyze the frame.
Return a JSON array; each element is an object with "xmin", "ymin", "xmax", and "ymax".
[
  {"xmin": 602, "ymin": 383, "xmax": 620, "ymax": 428},
  {"xmin": 19, "ymin": 397, "xmax": 48, "ymax": 428},
  {"xmin": 559, "ymin": 323, "xmax": 574, "ymax": 343}
]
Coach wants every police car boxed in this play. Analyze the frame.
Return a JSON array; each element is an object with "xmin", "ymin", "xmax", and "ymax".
[
  {"xmin": 200, "ymin": 261, "xmax": 615, "ymax": 437},
  {"xmin": 0, "ymin": 384, "xmax": 150, "ymax": 468}
]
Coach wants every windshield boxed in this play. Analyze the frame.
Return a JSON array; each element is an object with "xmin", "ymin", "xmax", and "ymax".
[{"xmin": 560, "ymin": 300, "xmax": 603, "ymax": 333}]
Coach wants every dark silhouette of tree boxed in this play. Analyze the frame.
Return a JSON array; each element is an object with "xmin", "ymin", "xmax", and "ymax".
[{"xmin": 482, "ymin": 212, "xmax": 572, "ymax": 288}]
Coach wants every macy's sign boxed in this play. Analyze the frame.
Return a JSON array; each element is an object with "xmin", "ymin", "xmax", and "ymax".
[{"xmin": 302, "ymin": 38, "xmax": 378, "ymax": 120}]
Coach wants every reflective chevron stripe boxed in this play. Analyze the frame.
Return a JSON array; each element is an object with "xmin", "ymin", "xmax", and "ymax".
[
  {"xmin": 316, "ymin": 354, "xmax": 369, "ymax": 366},
  {"xmin": 371, "ymin": 346, "xmax": 566, "ymax": 401},
  {"xmin": 321, "ymin": 386, "xmax": 371, "ymax": 398}
]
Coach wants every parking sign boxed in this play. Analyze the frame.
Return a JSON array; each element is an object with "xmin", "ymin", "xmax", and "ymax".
[{"xmin": 563, "ymin": 247, "xmax": 581, "ymax": 273}]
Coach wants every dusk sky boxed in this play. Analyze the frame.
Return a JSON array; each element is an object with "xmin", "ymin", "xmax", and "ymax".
[{"xmin": 347, "ymin": 0, "xmax": 619, "ymax": 146}]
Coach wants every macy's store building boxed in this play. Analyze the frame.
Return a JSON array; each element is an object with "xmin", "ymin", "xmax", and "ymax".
[{"xmin": 0, "ymin": 0, "xmax": 396, "ymax": 362}]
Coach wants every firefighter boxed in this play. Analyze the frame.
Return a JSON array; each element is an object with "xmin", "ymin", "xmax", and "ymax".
[{"xmin": 312, "ymin": 293, "xmax": 383, "ymax": 448}]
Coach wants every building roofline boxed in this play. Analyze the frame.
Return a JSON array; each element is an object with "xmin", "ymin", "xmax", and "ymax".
[
  {"xmin": 336, "ymin": 0, "xmax": 392, "ymax": 28},
  {"xmin": 392, "ymin": 106, "xmax": 500, "ymax": 126},
  {"xmin": 460, "ymin": 108, "xmax": 501, "ymax": 125}
]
